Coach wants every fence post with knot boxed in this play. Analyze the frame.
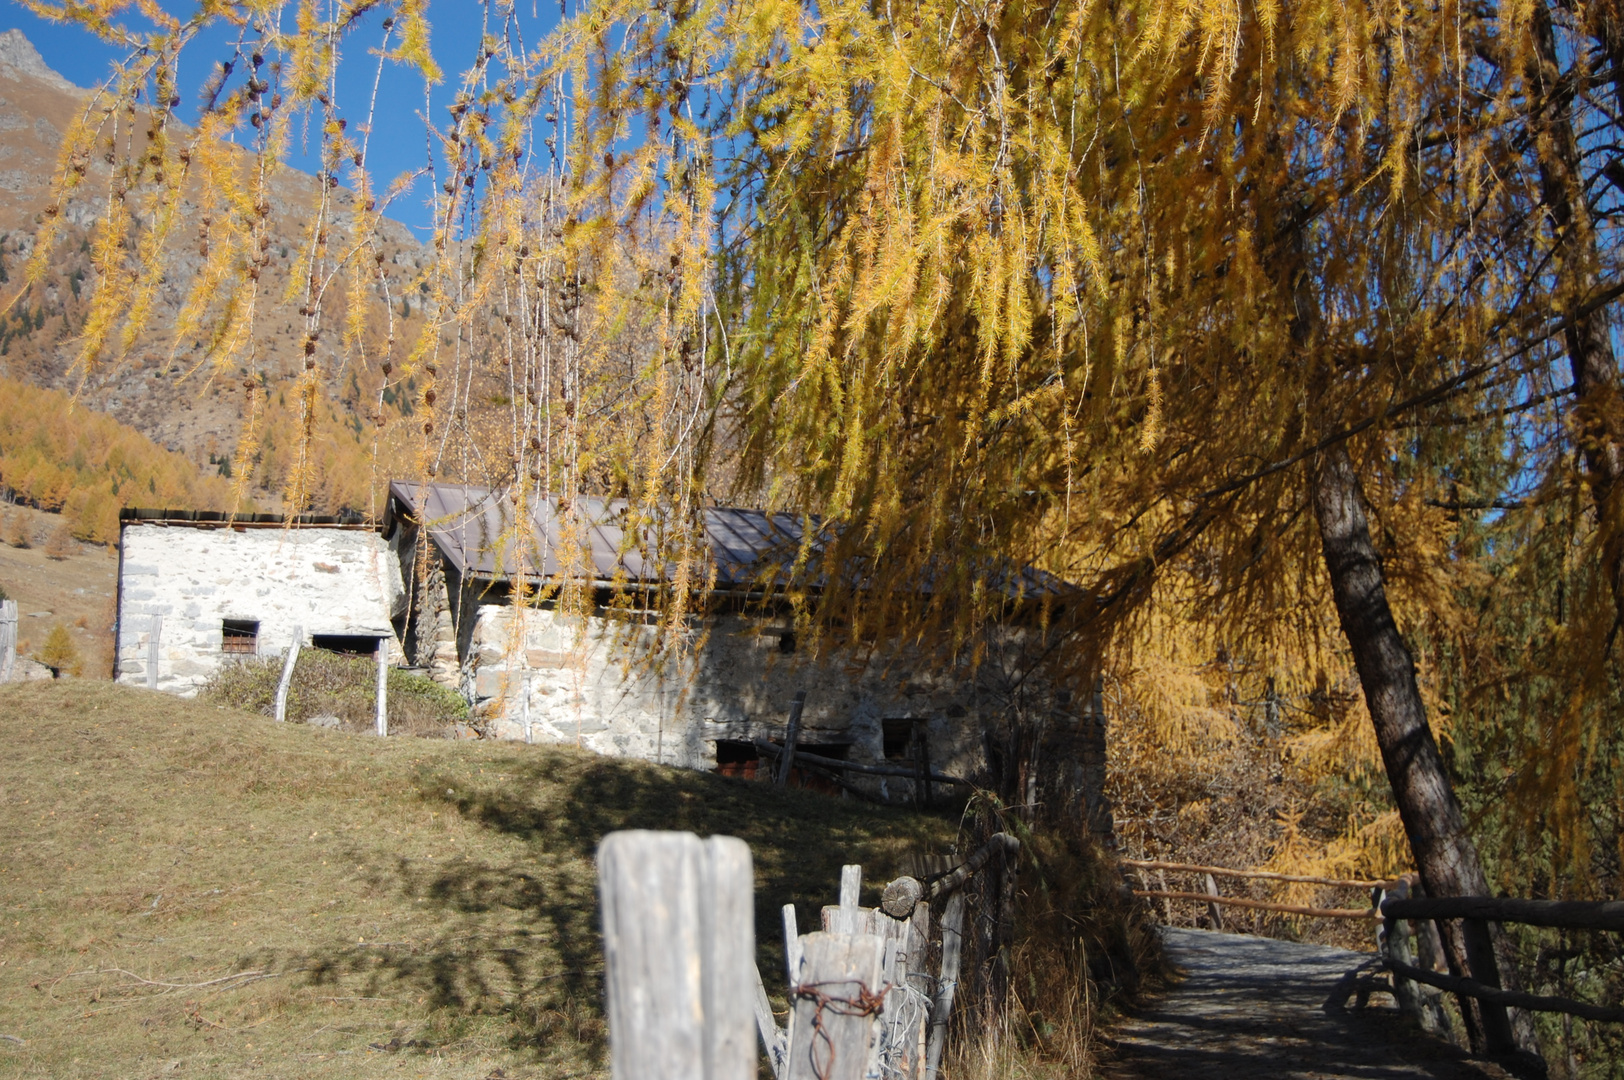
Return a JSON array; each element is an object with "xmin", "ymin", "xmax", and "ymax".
[{"xmin": 598, "ymin": 830, "xmax": 757, "ymax": 1080}]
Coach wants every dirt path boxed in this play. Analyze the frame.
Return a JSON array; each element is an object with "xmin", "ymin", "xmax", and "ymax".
[{"xmin": 1104, "ymin": 928, "xmax": 1509, "ymax": 1080}]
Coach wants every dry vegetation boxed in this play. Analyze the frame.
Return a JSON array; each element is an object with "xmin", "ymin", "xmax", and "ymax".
[{"xmin": 0, "ymin": 680, "xmax": 1148, "ymax": 1080}]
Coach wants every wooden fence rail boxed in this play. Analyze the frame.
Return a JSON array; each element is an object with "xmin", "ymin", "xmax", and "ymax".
[
  {"xmin": 1121, "ymin": 858, "xmax": 1386, "ymax": 890},
  {"xmin": 1381, "ymin": 895, "xmax": 1624, "ymax": 933},
  {"xmin": 1132, "ymin": 889, "xmax": 1378, "ymax": 920}
]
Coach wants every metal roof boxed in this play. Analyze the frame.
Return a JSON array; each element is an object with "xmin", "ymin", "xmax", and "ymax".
[
  {"xmin": 386, "ymin": 480, "xmax": 1069, "ymax": 599},
  {"xmin": 387, "ymin": 481, "xmax": 807, "ymax": 588}
]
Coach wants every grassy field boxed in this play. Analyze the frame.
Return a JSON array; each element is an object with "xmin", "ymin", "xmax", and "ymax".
[{"xmin": 0, "ymin": 680, "xmax": 960, "ymax": 1079}]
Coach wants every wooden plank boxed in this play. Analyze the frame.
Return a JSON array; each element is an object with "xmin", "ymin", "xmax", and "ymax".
[
  {"xmin": 783, "ymin": 904, "xmax": 803, "ymax": 989},
  {"xmin": 838, "ymin": 865, "xmax": 862, "ymax": 934},
  {"xmin": 375, "ymin": 637, "xmax": 389, "ymax": 737},
  {"xmin": 1132, "ymin": 890, "xmax": 1379, "ymax": 919},
  {"xmin": 0, "ymin": 599, "xmax": 16, "ymax": 683},
  {"xmin": 1382, "ymin": 895, "xmax": 1624, "ymax": 932},
  {"xmin": 598, "ymin": 830, "xmax": 757, "ymax": 1080},
  {"xmin": 273, "ymin": 625, "xmax": 301, "ymax": 722},
  {"xmin": 699, "ymin": 836, "xmax": 757, "ymax": 1079},
  {"xmin": 784, "ymin": 931, "xmax": 887, "ymax": 1080},
  {"xmin": 146, "ymin": 614, "xmax": 163, "ymax": 690},
  {"xmin": 774, "ymin": 691, "xmax": 807, "ymax": 787},
  {"xmin": 754, "ymin": 963, "xmax": 787, "ymax": 1080},
  {"xmin": 1121, "ymin": 858, "xmax": 1387, "ymax": 890},
  {"xmin": 923, "ymin": 892, "xmax": 966, "ymax": 1080}
]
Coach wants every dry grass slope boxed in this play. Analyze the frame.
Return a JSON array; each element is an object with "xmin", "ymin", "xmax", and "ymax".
[{"xmin": 0, "ymin": 680, "xmax": 957, "ymax": 1079}]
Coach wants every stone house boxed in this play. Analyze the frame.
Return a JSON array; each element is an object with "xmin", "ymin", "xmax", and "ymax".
[
  {"xmin": 115, "ymin": 509, "xmax": 403, "ymax": 695},
  {"xmin": 383, "ymin": 481, "xmax": 1102, "ymax": 809}
]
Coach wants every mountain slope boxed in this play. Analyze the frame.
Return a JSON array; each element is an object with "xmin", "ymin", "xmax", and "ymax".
[{"xmin": 0, "ymin": 30, "xmax": 431, "ymax": 512}]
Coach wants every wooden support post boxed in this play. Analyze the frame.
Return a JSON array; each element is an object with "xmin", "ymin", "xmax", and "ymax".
[
  {"xmin": 785, "ymin": 931, "xmax": 887, "ymax": 1080},
  {"xmin": 520, "ymin": 672, "xmax": 532, "ymax": 743},
  {"xmin": 1380, "ymin": 878, "xmax": 1450, "ymax": 1037},
  {"xmin": 274, "ymin": 625, "xmax": 302, "ymax": 722},
  {"xmin": 598, "ymin": 830, "xmax": 756, "ymax": 1080},
  {"xmin": 783, "ymin": 904, "xmax": 804, "ymax": 988},
  {"xmin": 146, "ymin": 614, "xmax": 163, "ymax": 690},
  {"xmin": 912, "ymin": 722, "xmax": 930, "ymax": 810},
  {"xmin": 923, "ymin": 892, "xmax": 966, "ymax": 1080},
  {"xmin": 775, "ymin": 691, "xmax": 807, "ymax": 787},
  {"xmin": 0, "ymin": 599, "xmax": 16, "ymax": 683},
  {"xmin": 375, "ymin": 636, "xmax": 389, "ymax": 737},
  {"xmin": 838, "ymin": 864, "xmax": 862, "ymax": 934},
  {"xmin": 1204, "ymin": 873, "xmax": 1225, "ymax": 931}
]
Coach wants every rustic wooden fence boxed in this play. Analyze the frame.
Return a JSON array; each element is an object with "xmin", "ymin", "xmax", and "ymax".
[
  {"xmin": 1125, "ymin": 855, "xmax": 1623, "ymax": 1056},
  {"xmin": 597, "ymin": 829, "xmax": 1019, "ymax": 1080}
]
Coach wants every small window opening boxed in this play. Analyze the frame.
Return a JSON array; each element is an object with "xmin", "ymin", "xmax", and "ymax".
[
  {"xmin": 714, "ymin": 740, "xmax": 763, "ymax": 780},
  {"xmin": 221, "ymin": 619, "xmax": 259, "ymax": 656},
  {"xmin": 882, "ymin": 718, "xmax": 918, "ymax": 760},
  {"xmin": 311, "ymin": 633, "xmax": 384, "ymax": 657},
  {"xmin": 778, "ymin": 631, "xmax": 796, "ymax": 654}
]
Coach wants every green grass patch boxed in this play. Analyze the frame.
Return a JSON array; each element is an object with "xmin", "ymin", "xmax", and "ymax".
[
  {"xmin": 0, "ymin": 681, "xmax": 957, "ymax": 1079},
  {"xmin": 200, "ymin": 651, "xmax": 469, "ymax": 732}
]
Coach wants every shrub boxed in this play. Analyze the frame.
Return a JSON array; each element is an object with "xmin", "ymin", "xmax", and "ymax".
[
  {"xmin": 3, "ymin": 509, "xmax": 29, "ymax": 548},
  {"xmin": 201, "ymin": 648, "xmax": 469, "ymax": 732},
  {"xmin": 37, "ymin": 623, "xmax": 83, "ymax": 676},
  {"xmin": 44, "ymin": 522, "xmax": 73, "ymax": 560}
]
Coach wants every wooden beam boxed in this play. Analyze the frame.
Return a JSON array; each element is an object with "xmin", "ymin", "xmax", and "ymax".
[
  {"xmin": 775, "ymin": 692, "xmax": 806, "ymax": 788},
  {"xmin": 1382, "ymin": 896, "xmax": 1624, "ymax": 932},
  {"xmin": 1133, "ymin": 890, "xmax": 1378, "ymax": 919},
  {"xmin": 1120, "ymin": 858, "xmax": 1387, "ymax": 890},
  {"xmin": 1385, "ymin": 957, "xmax": 1624, "ymax": 1023},
  {"xmin": 753, "ymin": 740, "xmax": 971, "ymax": 785}
]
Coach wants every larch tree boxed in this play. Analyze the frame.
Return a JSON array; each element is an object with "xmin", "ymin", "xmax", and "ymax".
[{"xmin": 21, "ymin": 0, "xmax": 1621, "ymax": 1051}]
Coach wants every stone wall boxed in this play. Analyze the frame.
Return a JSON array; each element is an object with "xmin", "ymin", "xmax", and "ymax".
[
  {"xmin": 116, "ymin": 523, "xmax": 405, "ymax": 696},
  {"xmin": 454, "ymin": 599, "xmax": 995, "ymax": 792}
]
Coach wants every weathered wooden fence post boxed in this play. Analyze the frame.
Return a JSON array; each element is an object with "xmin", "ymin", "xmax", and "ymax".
[
  {"xmin": 598, "ymin": 830, "xmax": 756, "ymax": 1080},
  {"xmin": 0, "ymin": 598, "xmax": 16, "ymax": 683},
  {"xmin": 273, "ymin": 625, "xmax": 302, "ymax": 722},
  {"xmin": 775, "ymin": 690, "xmax": 807, "ymax": 787},
  {"xmin": 146, "ymin": 614, "xmax": 163, "ymax": 690},
  {"xmin": 374, "ymin": 636, "xmax": 389, "ymax": 736}
]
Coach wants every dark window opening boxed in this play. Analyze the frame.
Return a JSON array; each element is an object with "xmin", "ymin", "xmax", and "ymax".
[
  {"xmin": 714, "ymin": 740, "xmax": 763, "ymax": 780},
  {"xmin": 221, "ymin": 619, "xmax": 259, "ymax": 656},
  {"xmin": 883, "ymin": 718, "xmax": 919, "ymax": 760},
  {"xmin": 311, "ymin": 634, "xmax": 384, "ymax": 657},
  {"xmin": 778, "ymin": 631, "xmax": 796, "ymax": 654}
]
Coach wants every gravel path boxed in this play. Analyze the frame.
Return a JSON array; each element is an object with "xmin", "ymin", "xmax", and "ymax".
[{"xmin": 1103, "ymin": 928, "xmax": 1509, "ymax": 1080}]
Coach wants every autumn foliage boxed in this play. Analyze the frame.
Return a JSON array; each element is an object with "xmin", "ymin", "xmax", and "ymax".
[{"xmin": 0, "ymin": 376, "xmax": 233, "ymax": 543}]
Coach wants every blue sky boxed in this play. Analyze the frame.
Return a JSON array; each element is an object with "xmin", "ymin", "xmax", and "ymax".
[{"xmin": 3, "ymin": 2, "xmax": 566, "ymax": 236}]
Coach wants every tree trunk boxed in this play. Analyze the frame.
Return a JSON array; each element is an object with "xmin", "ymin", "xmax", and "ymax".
[
  {"xmin": 1530, "ymin": 0, "xmax": 1624, "ymax": 616},
  {"xmin": 1311, "ymin": 444, "xmax": 1522, "ymax": 1056}
]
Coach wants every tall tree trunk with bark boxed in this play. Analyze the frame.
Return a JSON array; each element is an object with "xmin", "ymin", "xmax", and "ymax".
[
  {"xmin": 1530, "ymin": 0, "xmax": 1624, "ymax": 620},
  {"xmin": 1311, "ymin": 444, "xmax": 1524, "ymax": 1056}
]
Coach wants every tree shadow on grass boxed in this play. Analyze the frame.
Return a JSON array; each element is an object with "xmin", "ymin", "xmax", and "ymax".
[{"xmin": 271, "ymin": 747, "xmax": 957, "ymax": 1066}]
